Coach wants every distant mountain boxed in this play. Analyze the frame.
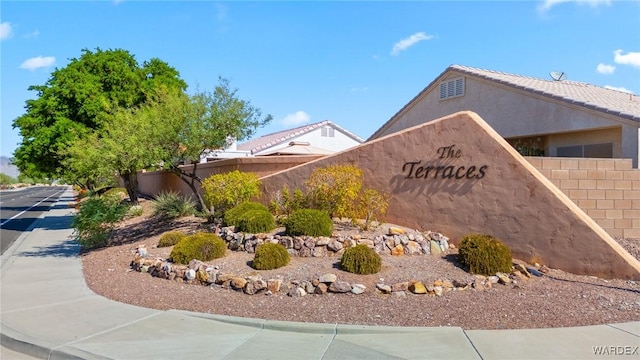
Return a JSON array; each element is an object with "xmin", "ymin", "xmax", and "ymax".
[{"xmin": 0, "ymin": 156, "xmax": 19, "ymax": 178}]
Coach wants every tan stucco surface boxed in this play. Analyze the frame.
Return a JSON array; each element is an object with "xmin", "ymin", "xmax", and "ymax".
[
  {"xmin": 260, "ymin": 111, "xmax": 640, "ymax": 280},
  {"xmin": 374, "ymin": 72, "xmax": 640, "ymax": 167}
]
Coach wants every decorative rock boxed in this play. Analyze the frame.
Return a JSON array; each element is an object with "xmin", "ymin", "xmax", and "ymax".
[
  {"xmin": 327, "ymin": 240, "xmax": 343, "ymax": 252},
  {"xmin": 319, "ymin": 273, "xmax": 337, "ymax": 283},
  {"xmin": 231, "ymin": 277, "xmax": 248, "ymax": 290},
  {"xmin": 433, "ymin": 286, "xmax": 443, "ymax": 297},
  {"xmin": 137, "ymin": 246, "xmax": 148, "ymax": 258},
  {"xmin": 316, "ymin": 237, "xmax": 331, "ymax": 246},
  {"xmin": 404, "ymin": 241, "xmax": 422, "ymax": 255},
  {"xmin": 302, "ymin": 280, "xmax": 315, "ymax": 294},
  {"xmin": 304, "ymin": 238, "xmax": 316, "ymax": 249},
  {"xmin": 392, "ymin": 291, "xmax": 406, "ymax": 297},
  {"xmin": 287, "ymin": 287, "xmax": 306, "ymax": 297},
  {"xmin": 409, "ymin": 281, "xmax": 427, "ymax": 294},
  {"xmin": 358, "ymin": 239, "xmax": 374, "ymax": 248},
  {"xmin": 514, "ymin": 263, "xmax": 531, "ymax": 278},
  {"xmin": 496, "ymin": 273, "xmax": 511, "ymax": 285},
  {"xmin": 376, "ymin": 283, "xmax": 392, "ymax": 294},
  {"xmin": 196, "ymin": 269, "xmax": 209, "ymax": 283},
  {"xmin": 420, "ymin": 242, "xmax": 431, "ymax": 255},
  {"xmin": 185, "ymin": 269, "xmax": 196, "ymax": 280},
  {"xmin": 188, "ymin": 259, "xmax": 204, "ymax": 270},
  {"xmin": 244, "ymin": 279, "xmax": 267, "ymax": 295},
  {"xmin": 487, "ymin": 276, "xmax": 499, "ymax": 284},
  {"xmin": 391, "ymin": 282, "xmax": 409, "ymax": 292},
  {"xmin": 329, "ymin": 281, "xmax": 352, "ymax": 293},
  {"xmin": 351, "ymin": 284, "xmax": 366, "ymax": 294},
  {"xmin": 388, "ymin": 227, "xmax": 405, "ymax": 235},
  {"xmin": 315, "ymin": 283, "xmax": 328, "ymax": 295},
  {"xmin": 312, "ymin": 246, "xmax": 326, "ymax": 257},
  {"xmin": 391, "ymin": 244, "xmax": 404, "ymax": 256},
  {"xmin": 430, "ymin": 240, "xmax": 442, "ymax": 255},
  {"xmin": 267, "ymin": 279, "xmax": 282, "ymax": 293}
]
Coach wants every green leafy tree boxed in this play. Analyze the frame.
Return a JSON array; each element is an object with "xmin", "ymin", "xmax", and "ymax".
[
  {"xmin": 12, "ymin": 48, "xmax": 186, "ymax": 183},
  {"xmin": 161, "ymin": 78, "xmax": 272, "ymax": 214}
]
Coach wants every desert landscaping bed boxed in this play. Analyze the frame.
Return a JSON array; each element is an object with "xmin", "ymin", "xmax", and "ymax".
[{"xmin": 81, "ymin": 200, "xmax": 640, "ymax": 330}]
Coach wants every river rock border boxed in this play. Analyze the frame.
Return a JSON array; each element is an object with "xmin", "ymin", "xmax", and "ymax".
[{"xmin": 130, "ymin": 226, "xmax": 545, "ymax": 297}]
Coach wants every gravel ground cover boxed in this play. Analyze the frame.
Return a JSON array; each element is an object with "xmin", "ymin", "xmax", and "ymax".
[{"xmin": 81, "ymin": 200, "xmax": 640, "ymax": 330}]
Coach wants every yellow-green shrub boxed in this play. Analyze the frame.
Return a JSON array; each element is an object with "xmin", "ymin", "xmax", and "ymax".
[
  {"xmin": 157, "ymin": 231, "xmax": 187, "ymax": 248},
  {"xmin": 224, "ymin": 201, "xmax": 270, "ymax": 227},
  {"xmin": 305, "ymin": 164, "xmax": 362, "ymax": 218},
  {"xmin": 169, "ymin": 232, "xmax": 226, "ymax": 264},
  {"xmin": 355, "ymin": 189, "xmax": 389, "ymax": 230},
  {"xmin": 458, "ymin": 234, "xmax": 513, "ymax": 275},
  {"xmin": 202, "ymin": 170, "xmax": 261, "ymax": 214},
  {"xmin": 340, "ymin": 244, "xmax": 381, "ymax": 275},
  {"xmin": 237, "ymin": 210, "xmax": 276, "ymax": 233},
  {"xmin": 285, "ymin": 209, "xmax": 333, "ymax": 237},
  {"xmin": 253, "ymin": 243, "xmax": 290, "ymax": 270}
]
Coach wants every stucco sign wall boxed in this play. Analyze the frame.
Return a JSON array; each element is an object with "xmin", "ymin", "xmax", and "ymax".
[{"xmin": 259, "ymin": 111, "xmax": 640, "ymax": 280}]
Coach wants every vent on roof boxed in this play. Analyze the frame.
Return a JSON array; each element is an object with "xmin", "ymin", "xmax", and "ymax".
[{"xmin": 439, "ymin": 77, "xmax": 465, "ymax": 100}]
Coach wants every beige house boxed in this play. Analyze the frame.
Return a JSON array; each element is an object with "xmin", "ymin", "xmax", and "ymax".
[{"xmin": 369, "ymin": 65, "xmax": 640, "ymax": 168}]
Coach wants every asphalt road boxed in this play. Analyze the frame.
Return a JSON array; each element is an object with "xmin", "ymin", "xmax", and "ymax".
[{"xmin": 0, "ymin": 186, "xmax": 69, "ymax": 255}]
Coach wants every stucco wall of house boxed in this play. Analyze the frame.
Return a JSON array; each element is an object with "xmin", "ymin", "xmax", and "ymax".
[
  {"xmin": 253, "ymin": 126, "xmax": 361, "ymax": 155},
  {"xmin": 259, "ymin": 111, "xmax": 640, "ymax": 279},
  {"xmin": 377, "ymin": 73, "xmax": 638, "ymax": 166},
  {"xmin": 546, "ymin": 127, "xmax": 622, "ymax": 157}
]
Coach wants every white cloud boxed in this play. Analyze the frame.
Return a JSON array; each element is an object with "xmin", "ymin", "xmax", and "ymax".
[
  {"xmin": 391, "ymin": 32, "xmax": 434, "ymax": 56},
  {"xmin": 613, "ymin": 49, "xmax": 640, "ymax": 68},
  {"xmin": 596, "ymin": 63, "xmax": 615, "ymax": 74},
  {"xmin": 280, "ymin": 111, "xmax": 310, "ymax": 126},
  {"xmin": 0, "ymin": 22, "xmax": 13, "ymax": 40},
  {"xmin": 604, "ymin": 85, "xmax": 634, "ymax": 94},
  {"xmin": 19, "ymin": 56, "xmax": 56, "ymax": 71},
  {"xmin": 538, "ymin": 0, "xmax": 611, "ymax": 12}
]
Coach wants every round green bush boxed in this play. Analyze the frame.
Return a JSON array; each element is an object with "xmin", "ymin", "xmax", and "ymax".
[
  {"xmin": 285, "ymin": 209, "xmax": 333, "ymax": 237},
  {"xmin": 458, "ymin": 234, "xmax": 513, "ymax": 275},
  {"xmin": 236, "ymin": 210, "xmax": 276, "ymax": 233},
  {"xmin": 169, "ymin": 232, "xmax": 226, "ymax": 264},
  {"xmin": 253, "ymin": 243, "xmax": 290, "ymax": 270},
  {"xmin": 224, "ymin": 201, "xmax": 270, "ymax": 227},
  {"xmin": 157, "ymin": 231, "xmax": 187, "ymax": 248},
  {"xmin": 340, "ymin": 244, "xmax": 381, "ymax": 275}
]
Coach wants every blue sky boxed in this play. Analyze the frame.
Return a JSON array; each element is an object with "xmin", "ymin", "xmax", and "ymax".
[{"xmin": 2, "ymin": 0, "xmax": 639, "ymax": 159}]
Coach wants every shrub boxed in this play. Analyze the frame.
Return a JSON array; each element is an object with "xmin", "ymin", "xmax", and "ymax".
[
  {"xmin": 202, "ymin": 170, "xmax": 261, "ymax": 214},
  {"xmin": 253, "ymin": 243, "xmax": 290, "ymax": 270},
  {"xmin": 285, "ymin": 209, "xmax": 333, "ymax": 237},
  {"xmin": 340, "ymin": 244, "xmax": 381, "ymax": 275},
  {"xmin": 224, "ymin": 201, "xmax": 270, "ymax": 227},
  {"xmin": 157, "ymin": 231, "xmax": 187, "ymax": 248},
  {"xmin": 355, "ymin": 189, "xmax": 389, "ymax": 230},
  {"xmin": 305, "ymin": 164, "xmax": 362, "ymax": 218},
  {"xmin": 72, "ymin": 195, "xmax": 128, "ymax": 249},
  {"xmin": 458, "ymin": 234, "xmax": 513, "ymax": 275},
  {"xmin": 269, "ymin": 186, "xmax": 307, "ymax": 217},
  {"xmin": 169, "ymin": 232, "xmax": 226, "ymax": 264},
  {"xmin": 126, "ymin": 204, "xmax": 144, "ymax": 217},
  {"xmin": 152, "ymin": 192, "xmax": 196, "ymax": 219},
  {"xmin": 103, "ymin": 187, "xmax": 128, "ymax": 198},
  {"xmin": 237, "ymin": 210, "xmax": 276, "ymax": 233}
]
